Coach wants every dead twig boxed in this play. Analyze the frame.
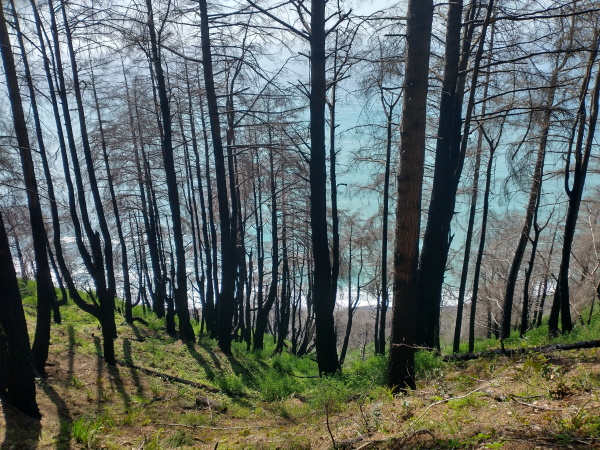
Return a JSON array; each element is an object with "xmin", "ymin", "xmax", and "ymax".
[{"xmin": 156, "ymin": 423, "xmax": 265, "ymax": 430}]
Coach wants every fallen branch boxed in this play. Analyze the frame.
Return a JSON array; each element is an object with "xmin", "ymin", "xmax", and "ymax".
[
  {"xmin": 156, "ymin": 423, "xmax": 265, "ymax": 430},
  {"xmin": 443, "ymin": 339, "xmax": 600, "ymax": 362},
  {"xmin": 410, "ymin": 386, "xmax": 485, "ymax": 425},
  {"xmin": 510, "ymin": 398, "xmax": 564, "ymax": 411}
]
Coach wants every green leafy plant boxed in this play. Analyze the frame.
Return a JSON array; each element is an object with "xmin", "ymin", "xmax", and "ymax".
[{"xmin": 70, "ymin": 416, "xmax": 105, "ymax": 448}]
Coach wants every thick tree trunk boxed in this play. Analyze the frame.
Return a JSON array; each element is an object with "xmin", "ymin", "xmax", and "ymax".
[
  {"xmin": 19, "ymin": 0, "xmax": 68, "ymax": 325},
  {"xmin": 388, "ymin": 0, "xmax": 433, "ymax": 392},
  {"xmin": 417, "ymin": 0, "xmax": 490, "ymax": 349},
  {"xmin": 416, "ymin": 0, "xmax": 464, "ymax": 349},
  {"xmin": 0, "ymin": 212, "xmax": 41, "ymax": 419},
  {"xmin": 0, "ymin": 1, "xmax": 55, "ymax": 376},
  {"xmin": 310, "ymin": 0, "xmax": 340, "ymax": 375}
]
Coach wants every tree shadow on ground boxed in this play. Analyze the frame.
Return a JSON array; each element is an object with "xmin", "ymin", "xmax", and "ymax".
[
  {"xmin": 128, "ymin": 323, "xmax": 145, "ymax": 342},
  {"xmin": 106, "ymin": 365, "xmax": 131, "ymax": 411},
  {"xmin": 93, "ymin": 337, "xmax": 105, "ymax": 410},
  {"xmin": 185, "ymin": 342, "xmax": 216, "ymax": 380},
  {"xmin": 38, "ymin": 380, "xmax": 72, "ymax": 450},
  {"xmin": 195, "ymin": 337, "xmax": 225, "ymax": 372},
  {"xmin": 1, "ymin": 402, "xmax": 42, "ymax": 449},
  {"xmin": 123, "ymin": 338, "xmax": 144, "ymax": 396},
  {"xmin": 223, "ymin": 352, "xmax": 256, "ymax": 384}
]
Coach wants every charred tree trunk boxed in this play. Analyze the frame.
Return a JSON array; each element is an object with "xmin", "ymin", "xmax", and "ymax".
[
  {"xmin": 198, "ymin": 0, "xmax": 235, "ymax": 353},
  {"xmin": 468, "ymin": 140, "xmax": 496, "ymax": 352},
  {"xmin": 549, "ymin": 38, "xmax": 600, "ymax": 336},
  {"xmin": 0, "ymin": 212, "xmax": 41, "ymax": 419},
  {"xmin": 501, "ymin": 58, "xmax": 566, "ymax": 340},
  {"xmin": 388, "ymin": 0, "xmax": 433, "ymax": 392},
  {"xmin": 1, "ymin": 1, "xmax": 55, "ymax": 375},
  {"xmin": 417, "ymin": 0, "xmax": 490, "ymax": 349},
  {"xmin": 254, "ymin": 148, "xmax": 279, "ymax": 350},
  {"xmin": 145, "ymin": 0, "xmax": 194, "ymax": 341},
  {"xmin": 90, "ymin": 68, "xmax": 133, "ymax": 324},
  {"xmin": 60, "ymin": 0, "xmax": 117, "ymax": 362},
  {"xmin": 310, "ymin": 0, "xmax": 340, "ymax": 376},
  {"xmin": 185, "ymin": 69, "xmax": 216, "ymax": 335}
]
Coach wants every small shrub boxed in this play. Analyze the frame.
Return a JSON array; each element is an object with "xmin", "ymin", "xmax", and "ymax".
[
  {"xmin": 216, "ymin": 373, "xmax": 246, "ymax": 396},
  {"xmin": 166, "ymin": 429, "xmax": 194, "ymax": 447},
  {"xmin": 258, "ymin": 372, "xmax": 304, "ymax": 401},
  {"xmin": 347, "ymin": 355, "xmax": 387, "ymax": 387},
  {"xmin": 415, "ymin": 350, "xmax": 444, "ymax": 381},
  {"xmin": 71, "ymin": 416, "xmax": 105, "ymax": 448},
  {"xmin": 448, "ymin": 392, "xmax": 486, "ymax": 411},
  {"xmin": 71, "ymin": 375, "xmax": 85, "ymax": 388},
  {"xmin": 310, "ymin": 377, "xmax": 351, "ymax": 413}
]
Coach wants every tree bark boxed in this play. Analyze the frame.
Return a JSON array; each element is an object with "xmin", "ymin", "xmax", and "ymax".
[
  {"xmin": 198, "ymin": 0, "xmax": 235, "ymax": 353},
  {"xmin": 416, "ymin": 0, "xmax": 465, "ymax": 349},
  {"xmin": 0, "ymin": 212, "xmax": 41, "ymax": 419},
  {"xmin": 549, "ymin": 37, "xmax": 600, "ymax": 336},
  {"xmin": 387, "ymin": 0, "xmax": 434, "ymax": 392},
  {"xmin": 0, "ymin": 0, "xmax": 55, "ymax": 375},
  {"xmin": 501, "ymin": 58, "xmax": 566, "ymax": 340},
  {"xmin": 145, "ymin": 0, "xmax": 194, "ymax": 342},
  {"xmin": 310, "ymin": 0, "xmax": 340, "ymax": 375}
]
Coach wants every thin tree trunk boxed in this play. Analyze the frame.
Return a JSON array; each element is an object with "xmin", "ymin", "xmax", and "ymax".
[
  {"xmin": 198, "ymin": 0, "xmax": 235, "ymax": 353},
  {"xmin": 90, "ymin": 67, "xmax": 133, "ymax": 324},
  {"xmin": 185, "ymin": 67, "xmax": 215, "ymax": 335},
  {"xmin": 549, "ymin": 37, "xmax": 600, "ymax": 336},
  {"xmin": 147, "ymin": 0, "xmax": 194, "ymax": 341},
  {"xmin": 376, "ymin": 97, "xmax": 398, "ymax": 355},
  {"xmin": 468, "ymin": 143, "xmax": 496, "ymax": 352},
  {"xmin": 501, "ymin": 59, "xmax": 566, "ymax": 339},
  {"xmin": 452, "ymin": 6, "xmax": 490, "ymax": 352},
  {"xmin": 274, "ymin": 222, "xmax": 290, "ymax": 354}
]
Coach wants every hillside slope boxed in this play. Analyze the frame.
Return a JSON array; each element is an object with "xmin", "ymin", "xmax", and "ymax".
[{"xmin": 2, "ymin": 298, "xmax": 600, "ymax": 448}]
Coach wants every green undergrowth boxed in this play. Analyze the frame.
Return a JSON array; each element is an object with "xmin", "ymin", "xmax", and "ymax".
[
  {"xmin": 18, "ymin": 279, "xmax": 397, "ymax": 411},
  {"xmin": 12, "ymin": 278, "xmax": 600, "ymax": 448}
]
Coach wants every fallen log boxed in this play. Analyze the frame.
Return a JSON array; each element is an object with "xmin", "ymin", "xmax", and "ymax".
[{"xmin": 443, "ymin": 339, "xmax": 600, "ymax": 362}]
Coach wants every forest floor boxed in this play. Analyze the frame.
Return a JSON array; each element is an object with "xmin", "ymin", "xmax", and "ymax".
[{"xmin": 2, "ymin": 300, "xmax": 600, "ymax": 448}]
